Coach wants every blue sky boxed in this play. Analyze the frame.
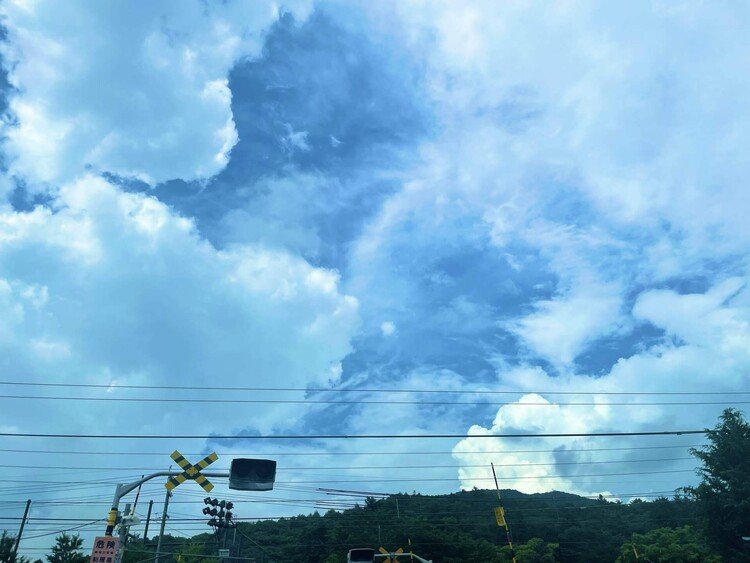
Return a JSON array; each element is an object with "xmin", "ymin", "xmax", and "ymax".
[{"xmin": 1, "ymin": 0, "xmax": 750, "ymax": 556}]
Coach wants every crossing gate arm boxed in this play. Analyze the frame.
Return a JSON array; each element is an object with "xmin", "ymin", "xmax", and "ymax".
[{"xmin": 374, "ymin": 554, "xmax": 432, "ymax": 563}]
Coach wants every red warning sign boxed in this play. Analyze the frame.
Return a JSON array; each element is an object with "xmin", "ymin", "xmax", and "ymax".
[{"xmin": 90, "ymin": 536, "xmax": 120, "ymax": 563}]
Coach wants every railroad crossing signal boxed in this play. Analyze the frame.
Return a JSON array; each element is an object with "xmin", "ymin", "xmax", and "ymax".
[
  {"xmin": 379, "ymin": 546, "xmax": 404, "ymax": 563},
  {"xmin": 165, "ymin": 450, "xmax": 218, "ymax": 492}
]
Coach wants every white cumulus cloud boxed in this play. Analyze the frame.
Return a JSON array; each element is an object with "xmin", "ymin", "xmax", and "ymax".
[
  {"xmin": 0, "ymin": 175, "xmax": 359, "ymax": 434},
  {"xmin": 0, "ymin": 0, "xmax": 313, "ymax": 187}
]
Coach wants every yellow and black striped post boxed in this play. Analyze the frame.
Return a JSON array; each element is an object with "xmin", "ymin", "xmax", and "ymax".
[
  {"xmin": 491, "ymin": 462, "xmax": 516, "ymax": 563},
  {"xmin": 165, "ymin": 451, "xmax": 218, "ymax": 493}
]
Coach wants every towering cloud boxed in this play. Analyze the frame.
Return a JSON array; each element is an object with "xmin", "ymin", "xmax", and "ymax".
[{"xmin": 0, "ymin": 0, "xmax": 312, "ymax": 187}]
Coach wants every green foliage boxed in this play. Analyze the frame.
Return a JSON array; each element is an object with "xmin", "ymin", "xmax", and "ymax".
[
  {"xmin": 615, "ymin": 525, "xmax": 721, "ymax": 562},
  {"xmin": 118, "ymin": 488, "xmax": 703, "ymax": 562},
  {"xmin": 46, "ymin": 533, "xmax": 87, "ymax": 563},
  {"xmin": 0, "ymin": 530, "xmax": 29, "ymax": 563},
  {"xmin": 500, "ymin": 537, "xmax": 559, "ymax": 562},
  {"xmin": 690, "ymin": 408, "xmax": 750, "ymax": 561}
]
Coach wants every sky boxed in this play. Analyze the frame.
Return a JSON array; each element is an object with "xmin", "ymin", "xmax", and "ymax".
[{"xmin": 1, "ymin": 0, "xmax": 750, "ymax": 557}]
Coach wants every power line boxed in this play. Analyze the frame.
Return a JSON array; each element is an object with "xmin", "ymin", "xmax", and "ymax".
[
  {"xmin": 0, "ymin": 489, "xmax": 686, "ymax": 506},
  {"xmin": 0, "ymin": 457, "xmax": 694, "ymax": 471},
  {"xmin": 0, "ymin": 468, "xmax": 695, "ymax": 486},
  {"xmin": 20, "ymin": 518, "xmax": 104, "ymax": 540},
  {"xmin": 0, "ymin": 505, "xmax": 706, "ymax": 523},
  {"xmin": 0, "ymin": 429, "xmax": 710, "ymax": 439},
  {"xmin": 2, "ymin": 380, "xmax": 747, "ymax": 396},
  {"xmin": 1, "ymin": 393, "xmax": 747, "ymax": 406},
  {"xmin": 0, "ymin": 491, "xmax": 692, "ymax": 515},
  {"xmin": 11, "ymin": 515, "xmax": 708, "ymax": 537},
  {"xmin": 0, "ymin": 443, "xmax": 705, "ymax": 456},
  {"xmin": 254, "ymin": 469, "xmax": 699, "ymax": 484}
]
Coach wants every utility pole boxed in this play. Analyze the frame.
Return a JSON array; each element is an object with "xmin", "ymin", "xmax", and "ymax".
[
  {"xmin": 117, "ymin": 502, "xmax": 131, "ymax": 562},
  {"xmin": 143, "ymin": 499, "xmax": 154, "ymax": 540},
  {"xmin": 12, "ymin": 499, "xmax": 31, "ymax": 558},
  {"xmin": 155, "ymin": 488, "xmax": 172, "ymax": 563}
]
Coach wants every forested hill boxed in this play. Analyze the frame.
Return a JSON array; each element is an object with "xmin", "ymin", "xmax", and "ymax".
[{"xmin": 123, "ymin": 487, "xmax": 706, "ymax": 562}]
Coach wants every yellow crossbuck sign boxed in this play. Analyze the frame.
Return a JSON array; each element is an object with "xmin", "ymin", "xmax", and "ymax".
[
  {"xmin": 379, "ymin": 546, "xmax": 404, "ymax": 563},
  {"xmin": 165, "ymin": 450, "xmax": 218, "ymax": 492}
]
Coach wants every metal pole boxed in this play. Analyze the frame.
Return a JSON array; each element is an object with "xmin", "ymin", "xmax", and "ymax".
[
  {"xmin": 143, "ymin": 499, "xmax": 154, "ymax": 540},
  {"xmin": 12, "ymin": 499, "xmax": 31, "ymax": 558},
  {"xmin": 117, "ymin": 503, "xmax": 131, "ymax": 562},
  {"xmin": 155, "ymin": 488, "xmax": 171, "ymax": 563}
]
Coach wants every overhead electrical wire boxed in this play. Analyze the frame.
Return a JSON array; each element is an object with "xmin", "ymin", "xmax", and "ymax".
[
  {"xmin": 0, "ymin": 489, "xmax": 687, "ymax": 507},
  {"xmin": 13, "ymin": 517, "xmax": 699, "ymax": 536},
  {"xmin": 0, "ymin": 468, "xmax": 695, "ymax": 487},
  {"xmin": 0, "ymin": 456, "xmax": 696, "ymax": 472},
  {"xmin": 2, "ymin": 380, "xmax": 747, "ymax": 396},
  {"xmin": 19, "ymin": 518, "xmax": 104, "ymax": 540},
  {"xmin": 0, "ymin": 505, "xmax": 707, "ymax": 524},
  {"xmin": 1, "ymin": 393, "xmax": 747, "ymax": 406},
  {"xmin": 0, "ymin": 429, "xmax": 711, "ymax": 439},
  {"xmin": 0, "ymin": 443, "xmax": 705, "ymax": 456},
  {"xmin": 0, "ymin": 467, "xmax": 701, "ymax": 499}
]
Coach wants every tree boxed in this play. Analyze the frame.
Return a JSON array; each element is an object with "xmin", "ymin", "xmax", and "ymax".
[
  {"xmin": 1, "ymin": 530, "xmax": 29, "ymax": 563},
  {"xmin": 615, "ymin": 526, "xmax": 721, "ymax": 562},
  {"xmin": 499, "ymin": 538, "xmax": 558, "ymax": 562},
  {"xmin": 690, "ymin": 408, "xmax": 750, "ymax": 560},
  {"xmin": 47, "ymin": 533, "xmax": 87, "ymax": 563}
]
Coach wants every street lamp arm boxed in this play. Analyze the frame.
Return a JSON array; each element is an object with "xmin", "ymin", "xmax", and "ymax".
[
  {"xmin": 115, "ymin": 471, "xmax": 229, "ymax": 500},
  {"xmin": 106, "ymin": 470, "xmax": 229, "ymax": 535}
]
